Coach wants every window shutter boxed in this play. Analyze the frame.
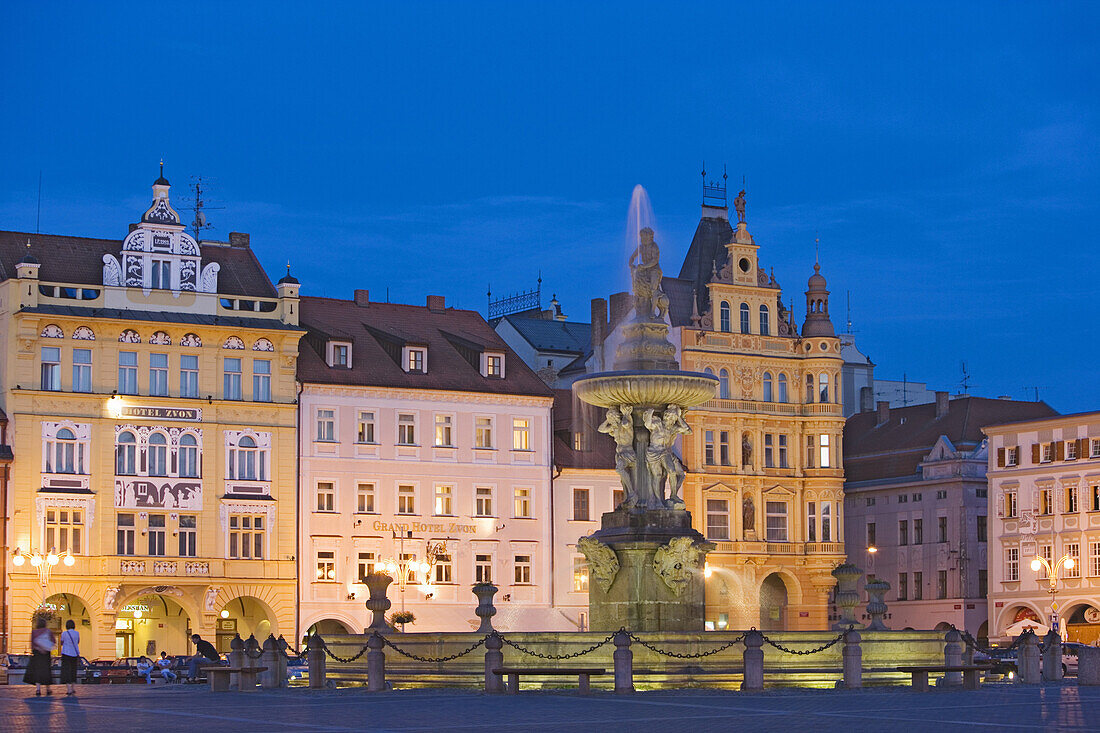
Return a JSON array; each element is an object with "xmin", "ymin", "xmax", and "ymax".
[
  {"xmin": 997, "ymin": 448, "xmax": 1005, "ymax": 467},
  {"xmin": 1079, "ymin": 438, "xmax": 1088, "ymax": 459},
  {"xmin": 1032, "ymin": 444, "xmax": 1041, "ymax": 464},
  {"xmin": 1056, "ymin": 441, "xmax": 1065, "ymax": 461}
]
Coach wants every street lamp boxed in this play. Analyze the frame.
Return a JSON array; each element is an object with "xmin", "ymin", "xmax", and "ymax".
[
  {"xmin": 11, "ymin": 547, "xmax": 75, "ymax": 586},
  {"xmin": 1030, "ymin": 554, "xmax": 1075, "ymax": 637}
]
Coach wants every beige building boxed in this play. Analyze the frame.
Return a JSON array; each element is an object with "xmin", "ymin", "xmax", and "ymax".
[
  {"xmin": 1, "ymin": 170, "xmax": 303, "ymax": 658},
  {"xmin": 985, "ymin": 411, "xmax": 1100, "ymax": 644}
]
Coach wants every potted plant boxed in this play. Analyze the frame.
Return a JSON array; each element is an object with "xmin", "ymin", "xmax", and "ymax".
[{"xmin": 388, "ymin": 611, "xmax": 415, "ymax": 632}]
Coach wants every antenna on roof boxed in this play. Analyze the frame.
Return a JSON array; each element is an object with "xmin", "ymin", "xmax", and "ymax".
[
  {"xmin": 846, "ymin": 290, "xmax": 853, "ymax": 333},
  {"xmin": 959, "ymin": 361, "xmax": 971, "ymax": 395},
  {"xmin": 182, "ymin": 176, "xmax": 225, "ymax": 239},
  {"xmin": 36, "ymin": 171, "xmax": 42, "ymax": 234}
]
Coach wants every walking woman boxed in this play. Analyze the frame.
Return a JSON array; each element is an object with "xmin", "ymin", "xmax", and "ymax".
[
  {"xmin": 60, "ymin": 619, "xmax": 80, "ymax": 696},
  {"xmin": 25, "ymin": 616, "xmax": 55, "ymax": 696}
]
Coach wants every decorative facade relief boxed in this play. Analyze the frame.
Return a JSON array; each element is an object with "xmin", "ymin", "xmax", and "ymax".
[
  {"xmin": 199, "ymin": 262, "xmax": 221, "ymax": 293},
  {"xmin": 150, "ymin": 330, "xmax": 171, "ymax": 345},
  {"xmin": 653, "ymin": 537, "xmax": 710, "ymax": 596},
  {"xmin": 181, "ymin": 333, "xmax": 202, "ymax": 347},
  {"xmin": 119, "ymin": 329, "xmax": 141, "ymax": 343},
  {"xmin": 577, "ymin": 536, "xmax": 619, "ymax": 592},
  {"xmin": 40, "ymin": 324, "xmax": 64, "ymax": 338},
  {"xmin": 252, "ymin": 338, "xmax": 274, "ymax": 352},
  {"xmin": 204, "ymin": 587, "xmax": 222, "ymax": 612},
  {"xmin": 72, "ymin": 326, "xmax": 95, "ymax": 340},
  {"xmin": 223, "ymin": 335, "xmax": 245, "ymax": 350},
  {"xmin": 102, "ymin": 254, "xmax": 123, "ymax": 286},
  {"xmin": 103, "ymin": 586, "xmax": 121, "ymax": 611}
]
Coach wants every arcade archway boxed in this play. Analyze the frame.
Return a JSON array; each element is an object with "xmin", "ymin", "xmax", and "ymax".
[
  {"xmin": 115, "ymin": 594, "xmax": 192, "ymax": 658},
  {"xmin": 216, "ymin": 596, "xmax": 275, "ymax": 652},
  {"xmin": 306, "ymin": 619, "xmax": 353, "ymax": 636},
  {"xmin": 759, "ymin": 573, "xmax": 789, "ymax": 631},
  {"xmin": 40, "ymin": 594, "xmax": 93, "ymax": 656}
]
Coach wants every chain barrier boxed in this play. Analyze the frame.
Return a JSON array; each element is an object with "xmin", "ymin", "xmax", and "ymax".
[
  {"xmin": 379, "ymin": 634, "xmax": 487, "ymax": 663},
  {"xmin": 243, "ymin": 647, "xmax": 265, "ymax": 660},
  {"xmin": 951, "ymin": 625, "xmax": 1024, "ymax": 656},
  {"xmin": 759, "ymin": 626, "xmax": 850, "ymax": 656},
  {"xmin": 321, "ymin": 641, "xmax": 371, "ymax": 664},
  {"xmin": 498, "ymin": 632, "xmax": 616, "ymax": 660},
  {"xmin": 626, "ymin": 630, "xmax": 748, "ymax": 659}
]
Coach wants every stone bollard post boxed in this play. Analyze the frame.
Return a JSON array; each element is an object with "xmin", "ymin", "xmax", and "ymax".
[
  {"xmin": 307, "ymin": 634, "xmax": 327, "ymax": 689},
  {"xmin": 229, "ymin": 634, "xmax": 245, "ymax": 690},
  {"xmin": 1042, "ymin": 630, "xmax": 1063, "ymax": 682},
  {"xmin": 864, "ymin": 579, "xmax": 891, "ymax": 631},
  {"xmin": 259, "ymin": 635, "xmax": 279, "ymax": 689},
  {"xmin": 831, "ymin": 564, "xmax": 864, "ymax": 630},
  {"xmin": 613, "ymin": 630, "xmax": 634, "ymax": 694},
  {"xmin": 365, "ymin": 572, "xmax": 395, "ymax": 633},
  {"xmin": 473, "ymin": 583, "xmax": 499, "ymax": 633},
  {"xmin": 1078, "ymin": 646, "xmax": 1100, "ymax": 686},
  {"xmin": 367, "ymin": 633, "xmax": 387, "ymax": 692},
  {"xmin": 942, "ymin": 629, "xmax": 963, "ymax": 686},
  {"xmin": 842, "ymin": 629, "xmax": 862, "ymax": 689},
  {"xmin": 483, "ymin": 631, "xmax": 504, "ymax": 693},
  {"xmin": 1017, "ymin": 631, "xmax": 1041, "ymax": 684},
  {"xmin": 741, "ymin": 629, "xmax": 764, "ymax": 692}
]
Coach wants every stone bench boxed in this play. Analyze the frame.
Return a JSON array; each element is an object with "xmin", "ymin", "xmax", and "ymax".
[
  {"xmin": 492, "ymin": 667, "xmax": 606, "ymax": 694},
  {"xmin": 896, "ymin": 664, "xmax": 991, "ymax": 691},
  {"xmin": 202, "ymin": 665, "xmax": 268, "ymax": 692}
]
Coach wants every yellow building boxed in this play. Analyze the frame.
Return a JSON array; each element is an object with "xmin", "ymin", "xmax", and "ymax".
[
  {"xmin": 677, "ymin": 205, "xmax": 846, "ymax": 631},
  {"xmin": 1, "ymin": 170, "xmax": 303, "ymax": 659}
]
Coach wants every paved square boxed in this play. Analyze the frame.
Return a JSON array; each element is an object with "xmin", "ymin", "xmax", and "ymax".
[{"xmin": 1, "ymin": 682, "xmax": 1097, "ymax": 732}]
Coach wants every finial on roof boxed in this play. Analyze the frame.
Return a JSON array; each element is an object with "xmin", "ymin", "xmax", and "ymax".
[
  {"xmin": 815, "ymin": 234, "xmax": 820, "ymax": 266},
  {"xmin": 154, "ymin": 159, "xmax": 170, "ymax": 187}
]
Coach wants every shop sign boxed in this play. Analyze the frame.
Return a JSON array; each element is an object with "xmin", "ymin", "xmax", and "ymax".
[
  {"xmin": 373, "ymin": 520, "xmax": 481, "ymax": 534},
  {"xmin": 118, "ymin": 405, "xmax": 202, "ymax": 422}
]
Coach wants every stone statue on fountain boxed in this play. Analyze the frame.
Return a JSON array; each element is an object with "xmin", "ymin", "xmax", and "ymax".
[
  {"xmin": 598, "ymin": 405, "xmax": 636, "ymax": 508},
  {"xmin": 643, "ymin": 405, "xmax": 690, "ymax": 510}
]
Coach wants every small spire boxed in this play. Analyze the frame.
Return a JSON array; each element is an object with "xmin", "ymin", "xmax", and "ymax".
[
  {"xmin": 160, "ymin": 158, "xmax": 164, "ymax": 177},
  {"xmin": 286, "ymin": 261, "xmax": 291, "ymax": 276},
  {"xmin": 815, "ymin": 234, "xmax": 820, "ymax": 267}
]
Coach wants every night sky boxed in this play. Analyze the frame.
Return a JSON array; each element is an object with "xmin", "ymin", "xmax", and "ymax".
[{"xmin": 1, "ymin": 2, "xmax": 1096, "ymax": 412}]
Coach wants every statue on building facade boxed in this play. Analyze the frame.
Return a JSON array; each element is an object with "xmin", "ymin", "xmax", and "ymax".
[
  {"xmin": 643, "ymin": 405, "xmax": 691, "ymax": 509},
  {"xmin": 743, "ymin": 495, "xmax": 755, "ymax": 538},
  {"xmin": 734, "ymin": 189, "xmax": 747, "ymax": 223},
  {"xmin": 598, "ymin": 405, "xmax": 636, "ymax": 507}
]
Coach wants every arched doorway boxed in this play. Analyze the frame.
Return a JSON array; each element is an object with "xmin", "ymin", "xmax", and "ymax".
[
  {"xmin": 216, "ymin": 596, "xmax": 274, "ymax": 652},
  {"xmin": 934, "ymin": 622, "xmax": 952, "ymax": 633},
  {"xmin": 40, "ymin": 594, "xmax": 93, "ymax": 656},
  {"xmin": 116, "ymin": 594, "xmax": 191, "ymax": 658},
  {"xmin": 759, "ymin": 573, "xmax": 788, "ymax": 630},
  {"xmin": 1066, "ymin": 603, "xmax": 1100, "ymax": 644},
  {"xmin": 977, "ymin": 621, "xmax": 989, "ymax": 646},
  {"xmin": 306, "ymin": 619, "xmax": 352, "ymax": 637}
]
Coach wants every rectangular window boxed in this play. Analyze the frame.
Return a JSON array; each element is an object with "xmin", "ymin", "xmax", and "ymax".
[
  {"xmin": 573, "ymin": 488, "xmax": 590, "ymax": 521},
  {"xmin": 818, "ymin": 434, "xmax": 831, "ymax": 468},
  {"xmin": 475, "ymin": 554, "xmax": 493, "ymax": 584},
  {"xmin": 228, "ymin": 514, "xmax": 265, "ymax": 559},
  {"xmin": 936, "ymin": 489, "xmax": 948, "ymax": 500},
  {"xmin": 913, "ymin": 571, "xmax": 923, "ymax": 600},
  {"xmin": 706, "ymin": 499, "xmax": 729, "ymax": 540},
  {"xmin": 397, "ymin": 485, "xmax": 416, "ymax": 515},
  {"xmin": 357, "ymin": 552, "xmax": 377, "ymax": 582},
  {"xmin": 938, "ymin": 516, "xmax": 948, "ymax": 543},
  {"xmin": 435, "ymin": 414, "xmax": 454, "ymax": 447},
  {"xmin": 356, "ymin": 483, "xmax": 376, "ymax": 513},
  {"xmin": 977, "ymin": 515, "xmax": 987, "ymax": 543},
  {"xmin": 72, "ymin": 348, "xmax": 91, "ymax": 393},
  {"xmin": 1041, "ymin": 442, "xmax": 1054, "ymax": 463},
  {"xmin": 252, "ymin": 359, "xmax": 271, "ymax": 402},
  {"xmin": 514, "ymin": 488, "xmax": 532, "ymax": 518},
  {"xmin": 316, "ymin": 551, "xmax": 336, "ymax": 582},
  {"xmin": 316, "ymin": 482, "xmax": 335, "ymax": 512},
  {"xmin": 150, "ymin": 259, "xmax": 171, "ymax": 289},
  {"xmin": 764, "ymin": 434, "xmax": 774, "ymax": 468},
  {"xmin": 898, "ymin": 494, "xmax": 908, "ymax": 504},
  {"xmin": 913, "ymin": 492, "xmax": 922, "ymax": 502},
  {"xmin": 397, "ymin": 414, "xmax": 416, "ymax": 445},
  {"xmin": 147, "ymin": 514, "xmax": 166, "ymax": 556},
  {"xmin": 117, "ymin": 513, "xmax": 135, "ymax": 555},
  {"xmin": 1066, "ymin": 486, "xmax": 1078, "ymax": 514},
  {"xmin": 149, "ymin": 353, "xmax": 169, "ymax": 396},
  {"xmin": 1092, "ymin": 438, "xmax": 1100, "ymax": 458},
  {"xmin": 514, "ymin": 555, "xmax": 532, "ymax": 584},
  {"xmin": 1006, "ymin": 446, "xmax": 1019, "ymax": 466},
  {"xmin": 866, "ymin": 521, "xmax": 876, "ymax": 547},
  {"xmin": 407, "ymin": 348, "xmax": 425, "ymax": 373},
  {"xmin": 898, "ymin": 572, "xmax": 908, "ymax": 600},
  {"xmin": 573, "ymin": 556, "xmax": 589, "ymax": 592},
  {"xmin": 613, "ymin": 488, "xmax": 624, "ymax": 509},
  {"xmin": 1005, "ymin": 547, "xmax": 1020, "ymax": 581},
  {"xmin": 475, "ymin": 417, "xmax": 493, "ymax": 449},
  {"xmin": 434, "ymin": 485, "xmax": 454, "ymax": 516},
  {"xmin": 1037, "ymin": 544, "xmax": 1053, "ymax": 579},
  {"xmin": 704, "ymin": 430, "xmax": 715, "ymax": 465},
  {"xmin": 1091, "ymin": 485, "xmax": 1100, "ymax": 513},
  {"xmin": 118, "ymin": 351, "xmax": 138, "ymax": 394},
  {"xmin": 486, "ymin": 354, "xmax": 503, "ymax": 377},
  {"xmin": 316, "ymin": 409, "xmax": 335, "ymax": 442},
  {"xmin": 821, "ymin": 502, "xmax": 832, "ymax": 542},
  {"xmin": 805, "ymin": 435, "xmax": 815, "ymax": 468},
  {"xmin": 1066, "ymin": 441, "xmax": 1078, "ymax": 460},
  {"xmin": 178, "ymin": 515, "xmax": 197, "ymax": 557},
  {"xmin": 331, "ymin": 344, "xmax": 349, "ymax": 368},
  {"xmin": 44, "ymin": 508, "xmax": 82, "ymax": 555},
  {"xmin": 937, "ymin": 570, "xmax": 948, "ymax": 599},
  {"xmin": 179, "ymin": 354, "xmax": 199, "ymax": 398},
  {"xmin": 1005, "ymin": 491, "xmax": 1018, "ymax": 518},
  {"xmin": 1090, "ymin": 542, "xmax": 1100, "ymax": 578},
  {"xmin": 223, "ymin": 358, "xmax": 242, "ymax": 400},
  {"xmin": 357, "ymin": 411, "xmax": 376, "ymax": 443},
  {"xmin": 434, "ymin": 554, "xmax": 453, "ymax": 583},
  {"xmin": 807, "ymin": 502, "xmax": 817, "ymax": 542},
  {"xmin": 512, "ymin": 418, "xmax": 530, "ymax": 451},
  {"xmin": 913, "ymin": 518, "xmax": 923, "ymax": 545},
  {"xmin": 978, "ymin": 569, "xmax": 988, "ymax": 596},
  {"xmin": 719, "ymin": 431, "xmax": 730, "ymax": 465},
  {"xmin": 1039, "ymin": 487, "xmax": 1053, "ymax": 515},
  {"xmin": 1064, "ymin": 543, "xmax": 1080, "ymax": 578},
  {"xmin": 474, "ymin": 486, "xmax": 494, "ymax": 517},
  {"xmin": 778, "ymin": 435, "xmax": 788, "ymax": 468},
  {"xmin": 899, "ymin": 519, "xmax": 909, "ymax": 546},
  {"xmin": 765, "ymin": 501, "xmax": 788, "ymax": 542}
]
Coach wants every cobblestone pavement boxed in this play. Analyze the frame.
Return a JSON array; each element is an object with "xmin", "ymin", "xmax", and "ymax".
[{"xmin": 1, "ymin": 682, "xmax": 1097, "ymax": 732}]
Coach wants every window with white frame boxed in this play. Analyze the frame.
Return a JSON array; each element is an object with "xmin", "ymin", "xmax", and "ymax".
[
  {"xmin": 821, "ymin": 502, "xmax": 832, "ymax": 542},
  {"xmin": 357, "ymin": 552, "xmax": 377, "ymax": 581},
  {"xmin": 434, "ymin": 414, "xmax": 454, "ymax": 447},
  {"xmin": 180, "ymin": 354, "xmax": 199, "ymax": 398},
  {"xmin": 223, "ymin": 357, "xmax": 242, "ymax": 400},
  {"xmin": 514, "ymin": 554, "xmax": 532, "ymax": 584},
  {"xmin": 150, "ymin": 258, "xmax": 171, "ymax": 289},
  {"xmin": 45, "ymin": 426, "xmax": 86, "ymax": 474},
  {"xmin": 806, "ymin": 502, "xmax": 817, "ymax": 542},
  {"xmin": 328, "ymin": 342, "xmax": 351, "ymax": 368},
  {"xmin": 316, "ymin": 550, "xmax": 336, "ymax": 582},
  {"xmin": 116, "ymin": 430, "xmax": 137, "ymax": 475},
  {"xmin": 316, "ymin": 482, "xmax": 335, "ymax": 512},
  {"xmin": 475, "ymin": 417, "xmax": 494, "ymax": 449},
  {"xmin": 1005, "ymin": 546, "xmax": 1019, "ymax": 581},
  {"xmin": 253, "ymin": 359, "xmax": 271, "ymax": 402},
  {"xmin": 1006, "ymin": 446, "xmax": 1019, "ymax": 466},
  {"xmin": 1040, "ymin": 487, "xmax": 1053, "ymax": 515},
  {"xmin": 434, "ymin": 554, "xmax": 453, "ymax": 583},
  {"xmin": 398, "ymin": 485, "xmax": 416, "ymax": 515},
  {"xmin": 117, "ymin": 513, "xmax": 135, "ymax": 555},
  {"xmin": 397, "ymin": 414, "xmax": 416, "ymax": 445},
  {"xmin": 118, "ymin": 351, "xmax": 138, "ymax": 394},
  {"xmin": 704, "ymin": 430, "xmax": 714, "ymax": 464},
  {"xmin": 475, "ymin": 554, "xmax": 493, "ymax": 583},
  {"xmin": 572, "ymin": 556, "xmax": 588, "ymax": 592},
  {"xmin": 434, "ymin": 485, "xmax": 454, "ymax": 516},
  {"xmin": 1090, "ymin": 541, "xmax": 1100, "ymax": 578},
  {"xmin": 514, "ymin": 487, "xmax": 532, "ymax": 518},
  {"xmin": 512, "ymin": 418, "xmax": 531, "ymax": 451},
  {"xmin": 149, "ymin": 353, "xmax": 169, "ymax": 396},
  {"xmin": 147, "ymin": 514, "xmax": 166, "ymax": 556},
  {"xmin": 818, "ymin": 434, "xmax": 831, "ymax": 468},
  {"xmin": 1041, "ymin": 442, "xmax": 1054, "ymax": 463},
  {"xmin": 573, "ymin": 488, "xmax": 590, "ymax": 521},
  {"xmin": 1066, "ymin": 440, "xmax": 1078, "ymax": 460},
  {"xmin": 404, "ymin": 346, "xmax": 426, "ymax": 373},
  {"xmin": 316, "ymin": 409, "xmax": 336, "ymax": 442},
  {"xmin": 719, "ymin": 431, "xmax": 730, "ymax": 465},
  {"xmin": 819, "ymin": 373, "xmax": 829, "ymax": 403},
  {"xmin": 765, "ymin": 501, "xmax": 788, "ymax": 542},
  {"xmin": 778, "ymin": 435, "xmax": 788, "ymax": 468},
  {"xmin": 357, "ymin": 411, "xmax": 376, "ymax": 443},
  {"xmin": 178, "ymin": 515, "xmax": 197, "ymax": 557},
  {"xmin": 356, "ymin": 483, "xmax": 376, "ymax": 513},
  {"xmin": 147, "ymin": 433, "xmax": 169, "ymax": 476},
  {"xmin": 1066, "ymin": 485, "xmax": 1079, "ymax": 514},
  {"xmin": 1091, "ymin": 484, "xmax": 1100, "ymax": 512},
  {"xmin": 475, "ymin": 487, "xmax": 493, "ymax": 517},
  {"xmin": 72, "ymin": 348, "xmax": 91, "ymax": 392},
  {"xmin": 1064, "ymin": 543, "xmax": 1080, "ymax": 577},
  {"xmin": 228, "ymin": 513, "xmax": 265, "ymax": 559},
  {"xmin": 1092, "ymin": 439, "xmax": 1100, "ymax": 458},
  {"xmin": 41, "ymin": 346, "xmax": 61, "ymax": 391},
  {"xmin": 706, "ymin": 499, "xmax": 729, "ymax": 540},
  {"xmin": 483, "ymin": 352, "xmax": 504, "ymax": 378},
  {"xmin": 179, "ymin": 434, "xmax": 200, "ymax": 478},
  {"xmin": 1004, "ymin": 490, "xmax": 1018, "ymax": 518},
  {"xmin": 44, "ymin": 507, "xmax": 82, "ymax": 554},
  {"xmin": 227, "ymin": 433, "xmax": 268, "ymax": 482}
]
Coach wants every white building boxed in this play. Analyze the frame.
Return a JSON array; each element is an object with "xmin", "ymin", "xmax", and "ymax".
[
  {"xmin": 296, "ymin": 290, "xmax": 564, "ymax": 635},
  {"xmin": 985, "ymin": 411, "xmax": 1100, "ymax": 645}
]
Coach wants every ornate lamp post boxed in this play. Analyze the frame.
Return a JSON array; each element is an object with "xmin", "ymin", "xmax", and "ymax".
[
  {"xmin": 1030, "ymin": 554, "xmax": 1074, "ymax": 637},
  {"xmin": 11, "ymin": 547, "xmax": 75, "ymax": 586}
]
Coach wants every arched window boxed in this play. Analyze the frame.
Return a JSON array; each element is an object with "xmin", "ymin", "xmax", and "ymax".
[
  {"xmin": 778, "ymin": 373, "xmax": 788, "ymax": 403},
  {"xmin": 719, "ymin": 369, "xmax": 731, "ymax": 399},
  {"xmin": 148, "ymin": 433, "xmax": 168, "ymax": 477},
  {"xmin": 231, "ymin": 435, "xmax": 266, "ymax": 481},
  {"xmin": 116, "ymin": 431, "xmax": 137, "ymax": 475},
  {"xmin": 50, "ymin": 428, "xmax": 81, "ymax": 474},
  {"xmin": 179, "ymin": 434, "xmax": 200, "ymax": 478},
  {"xmin": 759, "ymin": 304, "xmax": 770, "ymax": 336},
  {"xmin": 819, "ymin": 373, "xmax": 829, "ymax": 403},
  {"xmin": 739, "ymin": 303, "xmax": 750, "ymax": 334},
  {"xmin": 704, "ymin": 366, "xmax": 715, "ymax": 376},
  {"xmin": 762, "ymin": 372, "xmax": 773, "ymax": 402},
  {"xmin": 806, "ymin": 373, "xmax": 815, "ymax": 403},
  {"xmin": 719, "ymin": 301, "xmax": 731, "ymax": 332}
]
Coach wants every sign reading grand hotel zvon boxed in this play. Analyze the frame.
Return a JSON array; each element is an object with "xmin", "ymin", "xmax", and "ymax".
[{"xmin": 117, "ymin": 405, "xmax": 202, "ymax": 422}]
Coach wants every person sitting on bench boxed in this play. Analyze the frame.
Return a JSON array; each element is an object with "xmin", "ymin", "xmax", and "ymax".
[{"xmin": 187, "ymin": 634, "xmax": 223, "ymax": 681}]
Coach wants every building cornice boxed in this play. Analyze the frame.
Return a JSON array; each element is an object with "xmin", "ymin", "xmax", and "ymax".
[{"xmin": 300, "ymin": 383, "xmax": 552, "ymax": 407}]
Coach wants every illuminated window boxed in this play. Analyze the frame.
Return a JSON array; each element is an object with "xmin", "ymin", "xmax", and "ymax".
[
  {"xmin": 435, "ymin": 485, "xmax": 454, "ymax": 516},
  {"xmin": 316, "ymin": 551, "xmax": 336, "ymax": 582},
  {"xmin": 573, "ymin": 556, "xmax": 589, "ymax": 592},
  {"xmin": 512, "ymin": 418, "xmax": 531, "ymax": 451},
  {"xmin": 44, "ymin": 508, "xmax": 82, "ymax": 555},
  {"xmin": 819, "ymin": 434, "xmax": 831, "ymax": 468},
  {"xmin": 356, "ymin": 483, "xmax": 376, "ymax": 513},
  {"xmin": 514, "ymin": 488, "xmax": 532, "ymax": 518},
  {"xmin": 398, "ymin": 485, "xmax": 416, "ymax": 515},
  {"xmin": 475, "ymin": 417, "xmax": 494, "ymax": 449},
  {"xmin": 434, "ymin": 555, "xmax": 453, "ymax": 583},
  {"xmin": 358, "ymin": 411, "xmax": 376, "ymax": 443},
  {"xmin": 357, "ymin": 552, "xmax": 377, "ymax": 581},
  {"xmin": 435, "ymin": 414, "xmax": 454, "ymax": 447}
]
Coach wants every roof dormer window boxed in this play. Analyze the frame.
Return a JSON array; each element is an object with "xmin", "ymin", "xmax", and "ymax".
[
  {"xmin": 404, "ymin": 346, "xmax": 426, "ymax": 374},
  {"xmin": 327, "ymin": 341, "xmax": 352, "ymax": 369},
  {"xmin": 482, "ymin": 352, "xmax": 505, "ymax": 378}
]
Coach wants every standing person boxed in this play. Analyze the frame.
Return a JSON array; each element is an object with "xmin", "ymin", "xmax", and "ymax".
[
  {"xmin": 59, "ymin": 619, "xmax": 80, "ymax": 696},
  {"xmin": 25, "ymin": 616, "xmax": 55, "ymax": 696},
  {"xmin": 187, "ymin": 634, "xmax": 221, "ymax": 681},
  {"xmin": 156, "ymin": 651, "xmax": 178, "ymax": 683}
]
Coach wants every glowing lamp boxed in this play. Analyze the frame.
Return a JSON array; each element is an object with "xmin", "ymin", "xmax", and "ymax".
[
  {"xmin": 220, "ymin": 609, "xmax": 230, "ymax": 619},
  {"xmin": 385, "ymin": 561, "xmax": 397, "ymax": 574},
  {"xmin": 12, "ymin": 554, "xmax": 25, "ymax": 567},
  {"xmin": 1065, "ymin": 557, "xmax": 1075, "ymax": 570},
  {"xmin": 1031, "ymin": 559, "xmax": 1042, "ymax": 572},
  {"xmin": 867, "ymin": 546, "xmax": 878, "ymax": 554},
  {"xmin": 47, "ymin": 552, "xmax": 59, "ymax": 566},
  {"xmin": 133, "ymin": 609, "xmax": 143, "ymax": 619},
  {"xmin": 704, "ymin": 563, "xmax": 713, "ymax": 578},
  {"xmin": 63, "ymin": 554, "xmax": 75, "ymax": 566},
  {"xmin": 30, "ymin": 555, "xmax": 42, "ymax": 567},
  {"xmin": 418, "ymin": 562, "xmax": 430, "ymax": 574}
]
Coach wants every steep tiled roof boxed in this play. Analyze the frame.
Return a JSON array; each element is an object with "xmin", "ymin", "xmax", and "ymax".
[
  {"xmin": 0, "ymin": 230, "xmax": 277, "ymax": 298},
  {"xmin": 298, "ymin": 296, "xmax": 553, "ymax": 397},
  {"xmin": 677, "ymin": 213, "xmax": 734, "ymax": 314},
  {"xmin": 844, "ymin": 396, "xmax": 1058, "ymax": 483},
  {"xmin": 500, "ymin": 316, "xmax": 591, "ymax": 354},
  {"xmin": 552, "ymin": 389, "xmax": 615, "ymax": 470}
]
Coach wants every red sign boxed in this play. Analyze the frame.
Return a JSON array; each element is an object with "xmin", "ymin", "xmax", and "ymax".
[
  {"xmin": 799, "ymin": 611, "xmax": 809, "ymax": 617},
  {"xmin": 995, "ymin": 602, "xmax": 1004, "ymax": 608},
  {"xmin": 954, "ymin": 604, "xmax": 962, "ymax": 610}
]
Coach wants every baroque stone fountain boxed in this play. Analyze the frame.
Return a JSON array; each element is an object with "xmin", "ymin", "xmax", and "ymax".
[{"xmin": 574, "ymin": 222, "xmax": 719, "ymax": 632}]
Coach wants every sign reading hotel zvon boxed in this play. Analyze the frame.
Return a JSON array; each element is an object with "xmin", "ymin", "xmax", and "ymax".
[
  {"xmin": 117, "ymin": 405, "xmax": 202, "ymax": 422},
  {"xmin": 373, "ymin": 520, "xmax": 480, "ymax": 534}
]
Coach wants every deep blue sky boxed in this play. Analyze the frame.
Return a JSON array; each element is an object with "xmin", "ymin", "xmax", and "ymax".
[{"xmin": 2, "ymin": 3, "xmax": 1097, "ymax": 412}]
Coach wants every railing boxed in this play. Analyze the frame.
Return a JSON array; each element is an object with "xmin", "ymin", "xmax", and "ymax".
[
  {"xmin": 711, "ymin": 541, "xmax": 840, "ymax": 555},
  {"xmin": 804, "ymin": 542, "xmax": 844, "ymax": 554},
  {"xmin": 698, "ymin": 399, "xmax": 842, "ymax": 417}
]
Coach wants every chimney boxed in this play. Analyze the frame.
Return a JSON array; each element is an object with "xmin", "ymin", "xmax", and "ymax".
[
  {"xmin": 876, "ymin": 400, "xmax": 890, "ymax": 425},
  {"xmin": 935, "ymin": 391, "xmax": 950, "ymax": 419},
  {"xmin": 609, "ymin": 292, "xmax": 630, "ymax": 327},
  {"xmin": 228, "ymin": 231, "xmax": 250, "ymax": 248},
  {"xmin": 354, "ymin": 289, "xmax": 370, "ymax": 307},
  {"xmin": 426, "ymin": 294, "xmax": 445, "ymax": 313},
  {"xmin": 591, "ymin": 298, "xmax": 608, "ymax": 370}
]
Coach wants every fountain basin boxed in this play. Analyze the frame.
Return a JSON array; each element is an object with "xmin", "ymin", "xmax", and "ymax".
[{"xmin": 573, "ymin": 370, "xmax": 718, "ymax": 409}]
